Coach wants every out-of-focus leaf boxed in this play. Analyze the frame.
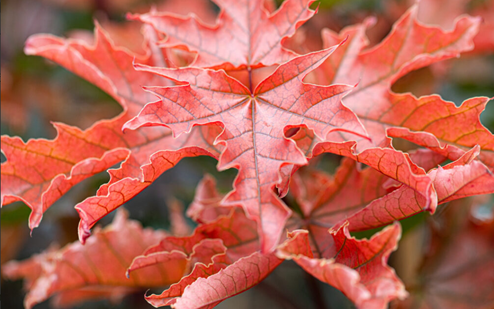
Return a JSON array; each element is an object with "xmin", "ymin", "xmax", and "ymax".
[
  {"xmin": 2, "ymin": 209, "xmax": 184, "ymax": 309},
  {"xmin": 393, "ymin": 198, "xmax": 494, "ymax": 309},
  {"xmin": 186, "ymin": 174, "xmax": 232, "ymax": 224}
]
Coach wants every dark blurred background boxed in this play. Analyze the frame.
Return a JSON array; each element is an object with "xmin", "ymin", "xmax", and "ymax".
[{"xmin": 1, "ymin": 0, "xmax": 493, "ymax": 308}]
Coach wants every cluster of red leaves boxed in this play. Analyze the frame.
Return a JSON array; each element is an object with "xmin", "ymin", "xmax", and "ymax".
[{"xmin": 1, "ymin": 0, "xmax": 493, "ymax": 308}]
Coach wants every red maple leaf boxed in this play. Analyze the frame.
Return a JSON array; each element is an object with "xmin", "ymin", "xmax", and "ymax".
[
  {"xmin": 288, "ymin": 142, "xmax": 493, "ymax": 235},
  {"xmin": 128, "ymin": 178, "xmax": 407, "ymax": 308},
  {"xmin": 129, "ymin": 0, "xmax": 316, "ymax": 69},
  {"xmin": 0, "ymin": 24, "xmax": 221, "ymax": 239},
  {"xmin": 2, "ymin": 209, "xmax": 176, "ymax": 309},
  {"xmin": 318, "ymin": 6, "xmax": 493, "ymax": 170},
  {"xmin": 278, "ymin": 222, "xmax": 407, "ymax": 308},
  {"xmin": 123, "ymin": 45, "xmax": 368, "ymax": 252},
  {"xmin": 126, "ymin": 202, "xmax": 281, "ymax": 307}
]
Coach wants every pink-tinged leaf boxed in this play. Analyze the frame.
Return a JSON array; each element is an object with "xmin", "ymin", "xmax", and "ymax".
[
  {"xmin": 345, "ymin": 146, "xmax": 493, "ymax": 231},
  {"xmin": 3, "ymin": 250, "xmax": 135, "ymax": 308},
  {"xmin": 407, "ymin": 148, "xmax": 447, "ymax": 172},
  {"xmin": 2, "ymin": 209, "xmax": 188, "ymax": 309},
  {"xmin": 130, "ymin": 0, "xmax": 316, "ymax": 69},
  {"xmin": 129, "ymin": 209, "xmax": 266, "ymax": 307},
  {"xmin": 145, "ymin": 253, "xmax": 230, "ymax": 307},
  {"xmin": 75, "ymin": 124, "xmax": 220, "ymax": 243},
  {"xmin": 285, "ymin": 141, "xmax": 442, "ymax": 235},
  {"xmin": 287, "ymin": 142, "xmax": 435, "ymax": 247},
  {"xmin": 1, "ymin": 111, "xmax": 219, "ymax": 237},
  {"xmin": 186, "ymin": 174, "xmax": 232, "ymax": 224},
  {"xmin": 321, "ymin": 5, "xmax": 480, "ymax": 88},
  {"xmin": 287, "ymin": 158, "xmax": 393, "ymax": 252},
  {"xmin": 167, "ymin": 197, "xmax": 193, "ymax": 236},
  {"xmin": 139, "ymin": 179, "xmax": 275, "ymax": 307},
  {"xmin": 428, "ymin": 146, "xmax": 494, "ymax": 203},
  {"xmin": 316, "ymin": 16, "xmax": 376, "ymax": 85},
  {"xmin": 139, "ymin": 209, "xmax": 258, "ymax": 307},
  {"xmin": 388, "ymin": 124, "xmax": 494, "ymax": 170},
  {"xmin": 321, "ymin": 6, "xmax": 485, "ymax": 155},
  {"xmin": 313, "ymin": 141, "xmax": 436, "ymax": 209},
  {"xmin": 24, "ymin": 23, "xmax": 172, "ymax": 115},
  {"xmin": 124, "ymin": 45, "xmax": 367, "ymax": 252},
  {"xmin": 0, "ymin": 121, "xmax": 128, "ymax": 230},
  {"xmin": 172, "ymin": 251, "xmax": 282, "ymax": 309},
  {"xmin": 5, "ymin": 21, "xmax": 223, "ymax": 237},
  {"xmin": 407, "ymin": 0, "xmax": 494, "ymax": 54},
  {"xmin": 277, "ymin": 223, "xmax": 407, "ymax": 309},
  {"xmin": 127, "ymin": 209, "xmax": 259, "ymax": 275}
]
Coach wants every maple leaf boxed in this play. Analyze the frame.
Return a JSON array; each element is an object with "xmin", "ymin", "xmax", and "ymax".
[
  {"xmin": 287, "ymin": 157, "xmax": 394, "ymax": 252},
  {"xmin": 131, "ymin": 177, "xmax": 404, "ymax": 309},
  {"xmin": 74, "ymin": 123, "xmax": 220, "ymax": 243},
  {"xmin": 1, "ymin": 209, "xmax": 184, "ymax": 309},
  {"xmin": 313, "ymin": 142, "xmax": 493, "ymax": 232},
  {"xmin": 127, "ymin": 209, "xmax": 259, "ymax": 275},
  {"xmin": 127, "ymin": 205, "xmax": 280, "ymax": 308},
  {"xmin": 1, "ymin": 121, "xmax": 128, "ymax": 230},
  {"xmin": 24, "ymin": 23, "xmax": 170, "ymax": 115},
  {"xmin": 1, "ymin": 23, "xmax": 221, "ymax": 239},
  {"xmin": 277, "ymin": 222, "xmax": 407, "ymax": 309},
  {"xmin": 3, "ymin": 2, "xmax": 494, "ymax": 308},
  {"xmin": 0, "ymin": 110, "xmax": 219, "ymax": 238},
  {"xmin": 269, "ymin": 5, "xmax": 493, "ymax": 191},
  {"xmin": 140, "ymin": 211, "xmax": 282, "ymax": 308},
  {"xmin": 170, "ymin": 252, "xmax": 282, "ymax": 309},
  {"xmin": 286, "ymin": 141, "xmax": 435, "ymax": 246},
  {"xmin": 285, "ymin": 136, "xmax": 493, "ymax": 238},
  {"xmin": 129, "ymin": 0, "xmax": 316, "ymax": 70},
  {"xmin": 3, "ymin": 243, "xmax": 133, "ymax": 308},
  {"xmin": 380, "ymin": 96, "xmax": 494, "ymax": 170},
  {"xmin": 318, "ymin": 6, "xmax": 493, "ymax": 167},
  {"xmin": 123, "ymin": 44, "xmax": 368, "ymax": 252},
  {"xmin": 384, "ymin": 0, "xmax": 494, "ymax": 54}
]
